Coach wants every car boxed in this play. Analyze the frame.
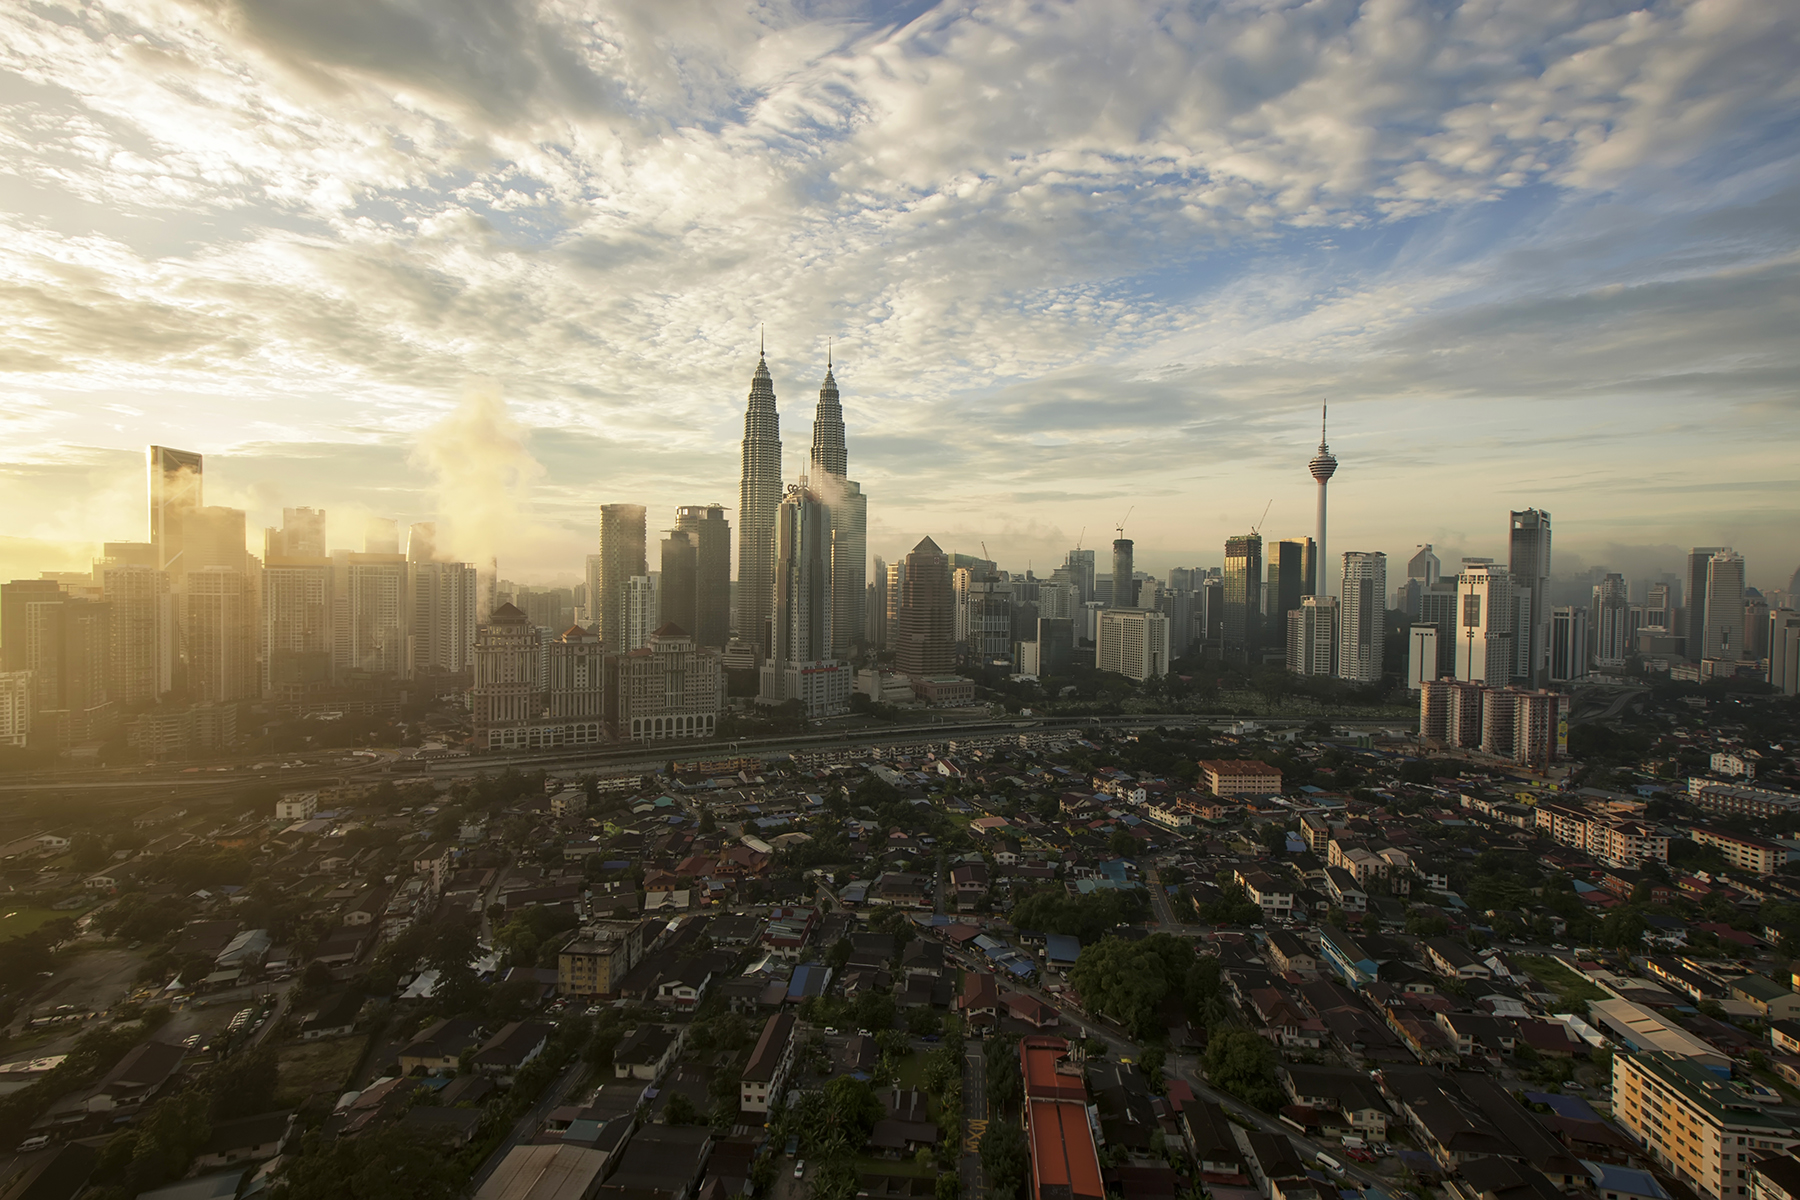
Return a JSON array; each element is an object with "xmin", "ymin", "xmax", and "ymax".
[
  {"xmin": 794, "ymin": 1161, "xmax": 806, "ymax": 1179},
  {"xmin": 824, "ymin": 1027, "xmax": 838, "ymax": 1035},
  {"xmin": 182, "ymin": 1034, "xmax": 202, "ymax": 1049},
  {"xmin": 17, "ymin": 1136, "xmax": 49, "ymax": 1153}
]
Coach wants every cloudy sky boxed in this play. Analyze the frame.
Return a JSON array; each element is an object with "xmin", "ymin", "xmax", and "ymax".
[{"xmin": 2, "ymin": 0, "xmax": 1797, "ymax": 594}]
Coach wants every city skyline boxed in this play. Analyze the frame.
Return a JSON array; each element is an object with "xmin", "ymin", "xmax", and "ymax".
[{"xmin": 0, "ymin": 2, "xmax": 1796, "ymax": 588}]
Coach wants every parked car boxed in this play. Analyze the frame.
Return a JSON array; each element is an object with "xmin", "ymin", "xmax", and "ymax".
[{"xmin": 794, "ymin": 1161, "xmax": 807, "ymax": 1179}]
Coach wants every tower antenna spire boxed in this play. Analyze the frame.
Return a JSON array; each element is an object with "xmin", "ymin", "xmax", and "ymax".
[
  {"xmin": 827, "ymin": 337, "xmax": 832, "ymax": 369},
  {"xmin": 760, "ymin": 324, "xmax": 765, "ymax": 357},
  {"xmin": 1321, "ymin": 401, "xmax": 1328, "ymax": 446}
]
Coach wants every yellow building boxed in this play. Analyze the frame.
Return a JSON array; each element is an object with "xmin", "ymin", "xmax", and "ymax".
[
  {"xmin": 1612, "ymin": 1053, "xmax": 1796, "ymax": 1199},
  {"xmin": 557, "ymin": 918, "xmax": 653, "ymax": 997}
]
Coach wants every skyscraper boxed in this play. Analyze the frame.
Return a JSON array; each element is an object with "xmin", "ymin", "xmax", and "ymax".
[
  {"xmin": 1704, "ymin": 550, "xmax": 1746, "ymax": 661},
  {"xmin": 471, "ymin": 603, "xmax": 542, "ymax": 750},
  {"xmin": 346, "ymin": 553, "xmax": 409, "ymax": 677},
  {"xmin": 147, "ymin": 445, "xmax": 203, "ymax": 575},
  {"xmin": 675, "ymin": 505, "xmax": 731, "ymax": 648},
  {"xmin": 103, "ymin": 563, "xmax": 171, "ymax": 704},
  {"xmin": 1096, "ymin": 608, "xmax": 1169, "ymax": 681},
  {"xmin": 660, "ymin": 530, "xmax": 699, "ymax": 639},
  {"xmin": 809, "ymin": 358, "xmax": 867, "ymax": 659},
  {"xmin": 1337, "ymin": 551, "xmax": 1387, "ymax": 683},
  {"xmin": 1111, "ymin": 539, "xmax": 1134, "ymax": 608},
  {"xmin": 1307, "ymin": 406, "xmax": 1338, "ymax": 600},
  {"xmin": 624, "ymin": 575, "xmax": 659, "ymax": 651},
  {"xmin": 1549, "ymin": 605, "xmax": 1589, "ymax": 683},
  {"xmin": 412, "ymin": 561, "xmax": 478, "ymax": 675},
  {"xmin": 1509, "ymin": 509, "xmax": 1552, "ymax": 686},
  {"xmin": 895, "ymin": 536, "xmax": 955, "ymax": 678},
  {"xmin": 596, "ymin": 504, "xmax": 648, "ymax": 649},
  {"xmin": 1267, "ymin": 537, "xmax": 1315, "ymax": 643},
  {"xmin": 263, "ymin": 556, "xmax": 332, "ymax": 691},
  {"xmin": 1399, "ymin": 543, "xmax": 1440, "ymax": 617},
  {"xmin": 1770, "ymin": 610, "xmax": 1800, "ymax": 696},
  {"xmin": 866, "ymin": 555, "xmax": 889, "ymax": 648},
  {"xmin": 1287, "ymin": 596, "xmax": 1339, "ymax": 677},
  {"xmin": 1684, "ymin": 546, "xmax": 1727, "ymax": 659},
  {"xmin": 1455, "ymin": 560, "xmax": 1514, "ymax": 684},
  {"xmin": 768, "ymin": 485, "xmax": 833, "ymax": 666},
  {"xmin": 265, "ymin": 507, "xmax": 326, "ymax": 559},
  {"xmin": 1591, "ymin": 572, "xmax": 1630, "ymax": 668},
  {"xmin": 1065, "ymin": 548, "xmax": 1096, "ymax": 606},
  {"xmin": 1223, "ymin": 534, "xmax": 1263, "ymax": 664},
  {"xmin": 186, "ymin": 566, "xmax": 254, "ymax": 701},
  {"xmin": 736, "ymin": 348, "xmax": 782, "ymax": 656},
  {"xmin": 405, "ymin": 522, "xmax": 437, "ymax": 563}
]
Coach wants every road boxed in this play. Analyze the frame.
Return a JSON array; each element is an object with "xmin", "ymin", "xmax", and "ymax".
[
  {"xmin": 1143, "ymin": 866, "xmax": 1208, "ymax": 936},
  {"xmin": 468, "ymin": 1058, "xmax": 586, "ymax": 1192},
  {"xmin": 962, "ymin": 1040, "xmax": 988, "ymax": 1200}
]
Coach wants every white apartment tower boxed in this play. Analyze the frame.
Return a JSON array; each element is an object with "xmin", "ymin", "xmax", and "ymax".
[
  {"xmin": 1455, "ymin": 560, "xmax": 1514, "ymax": 685},
  {"xmin": 1289, "ymin": 596, "xmax": 1340, "ymax": 677},
  {"xmin": 1337, "ymin": 551, "xmax": 1386, "ymax": 683},
  {"xmin": 1704, "ymin": 550, "xmax": 1746, "ymax": 662}
]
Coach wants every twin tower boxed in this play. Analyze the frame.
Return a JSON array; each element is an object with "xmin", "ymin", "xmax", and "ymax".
[{"xmin": 736, "ymin": 347, "xmax": 867, "ymax": 673}]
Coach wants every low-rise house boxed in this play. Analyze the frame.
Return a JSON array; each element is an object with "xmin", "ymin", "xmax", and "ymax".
[
  {"xmin": 1422, "ymin": 938, "xmax": 1491, "ymax": 981},
  {"xmin": 1280, "ymin": 1064, "xmax": 1392, "ymax": 1142},
  {"xmin": 473, "ymin": 1021, "xmax": 555, "ymax": 1076},
  {"xmin": 84, "ymin": 1040, "xmax": 185, "ymax": 1114},
  {"xmin": 398, "ymin": 1017, "xmax": 483, "ymax": 1075},
  {"xmin": 191, "ymin": 1111, "xmax": 295, "ymax": 1171},
  {"xmin": 613, "ymin": 1025, "xmax": 683, "ymax": 1083},
  {"xmin": 740, "ymin": 1013, "xmax": 796, "ymax": 1114}
]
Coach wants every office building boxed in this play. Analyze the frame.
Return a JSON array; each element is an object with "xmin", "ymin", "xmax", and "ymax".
[
  {"xmin": 1613, "ymin": 1052, "xmax": 1796, "ymax": 1200},
  {"xmin": 180, "ymin": 505, "xmax": 248, "ymax": 575},
  {"xmin": 895, "ymin": 536, "xmax": 955, "ymax": 679},
  {"xmin": 1034, "ymin": 617, "xmax": 1075, "ymax": 676},
  {"xmin": 1268, "ymin": 537, "xmax": 1316, "ymax": 639},
  {"xmin": 1096, "ymin": 607, "xmax": 1168, "ymax": 682},
  {"xmin": 596, "ymin": 504, "xmax": 648, "ymax": 650},
  {"xmin": 1223, "ymin": 533, "xmax": 1263, "ymax": 664},
  {"xmin": 544, "ymin": 625, "xmax": 605, "ymax": 740},
  {"xmin": 412, "ymin": 561, "xmax": 479, "ymax": 675},
  {"xmin": 1288, "ymin": 596, "xmax": 1339, "ymax": 677},
  {"xmin": 1509, "ymin": 509, "xmax": 1552, "ymax": 686},
  {"xmin": 612, "ymin": 624, "xmax": 725, "ymax": 741},
  {"xmin": 1646, "ymin": 581, "xmax": 1674, "ymax": 631},
  {"xmin": 767, "ymin": 484, "xmax": 832, "ymax": 668},
  {"xmin": 405, "ymin": 521, "xmax": 437, "ymax": 563},
  {"xmin": 808, "ymin": 359, "xmax": 868, "ymax": 657},
  {"xmin": 1405, "ymin": 622, "xmax": 1438, "ymax": 691},
  {"xmin": 1417, "ymin": 579, "xmax": 1459, "ymax": 678},
  {"xmin": 1157, "ymin": 586, "xmax": 1200, "ymax": 659},
  {"xmin": 659, "ymin": 530, "xmax": 698, "ymax": 640},
  {"xmin": 866, "ymin": 556, "xmax": 888, "ymax": 648},
  {"xmin": 1772, "ymin": 611, "xmax": 1800, "ymax": 696},
  {"xmin": 736, "ymin": 348, "xmax": 782, "ymax": 657},
  {"xmin": 1337, "ymin": 551, "xmax": 1386, "ymax": 683},
  {"xmin": 1455, "ymin": 560, "xmax": 1514, "ymax": 685},
  {"xmin": 884, "ymin": 560, "xmax": 905, "ymax": 646},
  {"xmin": 102, "ymin": 563, "xmax": 171, "ymax": 704},
  {"xmin": 1398, "ymin": 544, "xmax": 1440, "ymax": 617},
  {"xmin": 1704, "ymin": 550, "xmax": 1746, "ymax": 662},
  {"xmin": 1685, "ymin": 547, "xmax": 1728, "ymax": 659},
  {"xmin": 471, "ymin": 603, "xmax": 542, "ymax": 750},
  {"xmin": 1308, "ymin": 406, "xmax": 1338, "ymax": 599},
  {"xmin": 147, "ymin": 445, "xmax": 204, "ymax": 576},
  {"xmin": 1592, "ymin": 572, "xmax": 1630, "ymax": 669},
  {"xmin": 1064, "ymin": 549, "xmax": 1096, "ymax": 606},
  {"xmin": 674, "ymin": 505, "xmax": 731, "ymax": 648},
  {"xmin": 965, "ymin": 577, "xmax": 1014, "ymax": 664},
  {"xmin": 186, "ymin": 566, "xmax": 254, "ymax": 701},
  {"xmin": 1549, "ymin": 605, "xmax": 1589, "ymax": 683}
]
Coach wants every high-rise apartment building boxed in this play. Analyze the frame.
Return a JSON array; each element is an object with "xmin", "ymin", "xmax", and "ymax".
[
  {"xmin": 1267, "ymin": 537, "xmax": 1316, "ymax": 641},
  {"xmin": 736, "ymin": 350, "xmax": 782, "ymax": 657},
  {"xmin": 895, "ymin": 536, "xmax": 955, "ymax": 678},
  {"xmin": 1337, "ymin": 551, "xmax": 1386, "ymax": 683},
  {"xmin": 1509, "ymin": 509, "xmax": 1552, "ymax": 686},
  {"xmin": 101, "ymin": 563, "xmax": 171, "ymax": 704},
  {"xmin": 1288, "ymin": 596, "xmax": 1339, "ymax": 677},
  {"xmin": 660, "ymin": 530, "xmax": 699, "ymax": 640},
  {"xmin": 147, "ymin": 445, "xmax": 203, "ymax": 575},
  {"xmin": 597, "ymin": 504, "xmax": 648, "ymax": 650},
  {"xmin": 624, "ymin": 575, "xmax": 659, "ymax": 651},
  {"xmin": 1685, "ymin": 546, "xmax": 1727, "ymax": 659},
  {"xmin": 346, "ymin": 553, "xmax": 409, "ymax": 676},
  {"xmin": 181, "ymin": 506, "xmax": 248, "ymax": 575},
  {"xmin": 264, "ymin": 507, "xmax": 326, "ymax": 559},
  {"xmin": 1223, "ymin": 534, "xmax": 1263, "ymax": 665},
  {"xmin": 0, "ymin": 671, "xmax": 29, "ymax": 748},
  {"xmin": 411, "ymin": 561, "xmax": 479, "ymax": 675},
  {"xmin": 1308, "ymin": 407, "xmax": 1338, "ymax": 599},
  {"xmin": 1592, "ymin": 572, "xmax": 1630, "ymax": 669},
  {"xmin": 1455, "ymin": 560, "xmax": 1514, "ymax": 685},
  {"xmin": 1549, "ymin": 605, "xmax": 1589, "ymax": 683},
  {"xmin": 263, "ymin": 556, "xmax": 333, "ymax": 691},
  {"xmin": 185, "ymin": 567, "xmax": 254, "ymax": 701},
  {"xmin": 675, "ymin": 505, "xmax": 731, "ymax": 648},
  {"xmin": 1096, "ymin": 608, "xmax": 1169, "ymax": 682},
  {"xmin": 1704, "ymin": 550, "xmax": 1746, "ymax": 662}
]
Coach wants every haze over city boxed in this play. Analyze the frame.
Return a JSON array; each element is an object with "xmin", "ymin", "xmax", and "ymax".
[{"xmin": 2, "ymin": 0, "xmax": 1797, "ymax": 588}]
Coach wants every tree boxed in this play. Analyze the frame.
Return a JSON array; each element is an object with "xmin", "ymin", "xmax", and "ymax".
[
  {"xmin": 1203, "ymin": 1027, "xmax": 1283, "ymax": 1110},
  {"xmin": 980, "ymin": 1117, "xmax": 1029, "ymax": 1200},
  {"xmin": 664, "ymin": 1092, "xmax": 701, "ymax": 1125},
  {"xmin": 1109, "ymin": 830, "xmax": 1138, "ymax": 858},
  {"xmin": 1068, "ymin": 934, "xmax": 1196, "ymax": 1039},
  {"xmin": 269, "ymin": 1127, "xmax": 466, "ymax": 1199}
]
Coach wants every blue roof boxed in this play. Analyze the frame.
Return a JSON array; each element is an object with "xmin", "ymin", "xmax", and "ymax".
[
  {"xmin": 1584, "ymin": 1164, "xmax": 1670, "ymax": 1200},
  {"xmin": 1044, "ymin": 934, "xmax": 1081, "ymax": 962},
  {"xmin": 1285, "ymin": 833, "xmax": 1307, "ymax": 852},
  {"xmin": 1003, "ymin": 959, "xmax": 1034, "ymax": 978},
  {"xmin": 1525, "ymin": 1091, "xmax": 1599, "ymax": 1121}
]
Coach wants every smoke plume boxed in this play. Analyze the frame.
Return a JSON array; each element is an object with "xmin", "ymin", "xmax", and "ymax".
[{"xmin": 411, "ymin": 383, "xmax": 545, "ymax": 617}]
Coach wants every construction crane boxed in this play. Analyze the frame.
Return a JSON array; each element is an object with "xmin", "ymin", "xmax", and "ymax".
[
  {"xmin": 1116, "ymin": 506, "xmax": 1134, "ymax": 539},
  {"xmin": 981, "ymin": 541, "xmax": 990, "ymax": 562},
  {"xmin": 1250, "ymin": 499, "xmax": 1273, "ymax": 536}
]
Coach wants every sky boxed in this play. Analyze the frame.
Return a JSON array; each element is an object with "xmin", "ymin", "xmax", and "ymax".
[{"xmin": 1, "ymin": 0, "xmax": 1797, "ymax": 594}]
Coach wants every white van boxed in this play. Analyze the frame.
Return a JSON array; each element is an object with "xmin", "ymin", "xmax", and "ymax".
[{"xmin": 1316, "ymin": 1152, "xmax": 1344, "ymax": 1174}]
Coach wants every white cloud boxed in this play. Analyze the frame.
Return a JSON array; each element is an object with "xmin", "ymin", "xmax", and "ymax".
[{"xmin": 0, "ymin": 0, "xmax": 1796, "ymax": 586}]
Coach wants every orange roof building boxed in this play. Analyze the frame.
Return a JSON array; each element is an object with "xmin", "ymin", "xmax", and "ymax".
[{"xmin": 1020, "ymin": 1037, "xmax": 1103, "ymax": 1200}]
